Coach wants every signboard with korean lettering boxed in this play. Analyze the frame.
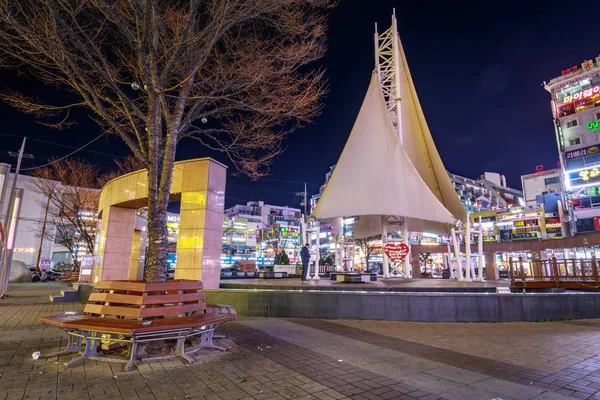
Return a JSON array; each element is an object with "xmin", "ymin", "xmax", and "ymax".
[
  {"xmin": 558, "ymin": 84, "xmax": 600, "ymax": 106},
  {"xmin": 565, "ymin": 145, "xmax": 600, "ymax": 160},
  {"xmin": 474, "ymin": 235, "xmax": 497, "ymax": 244},
  {"xmin": 499, "ymin": 230, "xmax": 512, "ymax": 243},
  {"xmin": 512, "ymin": 232, "xmax": 539, "ymax": 241},
  {"xmin": 546, "ymin": 218, "xmax": 562, "ymax": 234},
  {"xmin": 589, "ymin": 121, "xmax": 600, "ymax": 131},
  {"xmin": 582, "ymin": 60, "xmax": 595, "ymax": 71},
  {"xmin": 568, "ymin": 166, "xmax": 600, "ymax": 188}
]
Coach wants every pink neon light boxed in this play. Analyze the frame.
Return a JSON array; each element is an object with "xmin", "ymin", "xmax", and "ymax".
[{"xmin": 561, "ymin": 85, "xmax": 600, "ymax": 106}]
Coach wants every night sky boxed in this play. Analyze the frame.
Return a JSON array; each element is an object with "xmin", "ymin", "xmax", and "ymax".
[{"xmin": 1, "ymin": 0, "xmax": 598, "ymax": 210}]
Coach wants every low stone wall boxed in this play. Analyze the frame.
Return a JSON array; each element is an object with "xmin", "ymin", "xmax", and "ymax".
[{"xmin": 204, "ymin": 289, "xmax": 600, "ymax": 322}]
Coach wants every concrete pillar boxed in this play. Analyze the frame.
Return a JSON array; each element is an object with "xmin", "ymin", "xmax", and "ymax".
[
  {"xmin": 174, "ymin": 161, "xmax": 226, "ymax": 289},
  {"xmin": 410, "ymin": 251, "xmax": 420, "ymax": 279},
  {"xmin": 95, "ymin": 206, "xmax": 136, "ymax": 282},
  {"xmin": 485, "ymin": 253, "xmax": 499, "ymax": 280}
]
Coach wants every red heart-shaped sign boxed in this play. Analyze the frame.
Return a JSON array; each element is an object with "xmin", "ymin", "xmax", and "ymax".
[{"xmin": 384, "ymin": 243, "xmax": 409, "ymax": 262}]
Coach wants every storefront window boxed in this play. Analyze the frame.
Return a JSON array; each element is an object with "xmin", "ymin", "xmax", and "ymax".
[
  {"xmin": 573, "ymin": 197, "xmax": 592, "ymax": 209},
  {"xmin": 576, "ymin": 218, "xmax": 595, "ymax": 232},
  {"xmin": 558, "ymin": 103, "xmax": 575, "ymax": 117}
]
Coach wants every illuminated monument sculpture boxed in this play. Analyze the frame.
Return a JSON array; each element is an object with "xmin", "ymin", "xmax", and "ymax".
[
  {"xmin": 312, "ymin": 12, "xmax": 485, "ymax": 281},
  {"xmin": 93, "ymin": 158, "xmax": 226, "ymax": 289}
]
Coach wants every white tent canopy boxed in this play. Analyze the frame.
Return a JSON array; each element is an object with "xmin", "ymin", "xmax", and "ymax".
[
  {"xmin": 311, "ymin": 73, "xmax": 456, "ymax": 229},
  {"xmin": 396, "ymin": 37, "xmax": 467, "ymax": 224}
]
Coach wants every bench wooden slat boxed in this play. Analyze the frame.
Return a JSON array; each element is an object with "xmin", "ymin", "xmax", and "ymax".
[
  {"xmin": 94, "ymin": 281, "xmax": 149, "ymax": 292},
  {"xmin": 93, "ymin": 280, "xmax": 203, "ymax": 293},
  {"xmin": 60, "ymin": 313, "xmax": 237, "ymax": 335},
  {"xmin": 181, "ymin": 302, "xmax": 207, "ymax": 314},
  {"xmin": 145, "ymin": 280, "xmax": 203, "ymax": 291},
  {"xmin": 142, "ymin": 292, "xmax": 205, "ymax": 304},
  {"xmin": 88, "ymin": 292, "xmax": 144, "ymax": 305},
  {"xmin": 84, "ymin": 304, "xmax": 141, "ymax": 318},
  {"xmin": 40, "ymin": 313, "xmax": 89, "ymax": 328}
]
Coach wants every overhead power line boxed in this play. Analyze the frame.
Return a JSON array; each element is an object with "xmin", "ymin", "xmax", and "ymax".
[
  {"xmin": 19, "ymin": 132, "xmax": 107, "ymax": 171},
  {"xmin": 0, "ymin": 133, "xmax": 124, "ymax": 160}
]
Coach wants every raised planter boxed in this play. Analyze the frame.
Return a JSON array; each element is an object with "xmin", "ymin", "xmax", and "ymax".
[
  {"xmin": 273, "ymin": 265, "xmax": 296, "ymax": 274},
  {"xmin": 330, "ymin": 272, "xmax": 377, "ymax": 283},
  {"xmin": 258, "ymin": 271, "xmax": 288, "ymax": 279}
]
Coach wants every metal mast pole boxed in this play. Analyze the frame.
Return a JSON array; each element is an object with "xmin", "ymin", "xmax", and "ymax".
[
  {"xmin": 375, "ymin": 10, "xmax": 402, "ymax": 141},
  {"xmin": 376, "ymin": 11, "xmax": 409, "ymax": 278}
]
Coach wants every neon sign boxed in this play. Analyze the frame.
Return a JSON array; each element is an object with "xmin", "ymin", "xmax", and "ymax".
[
  {"xmin": 560, "ymin": 84, "xmax": 600, "ymax": 105},
  {"xmin": 561, "ymin": 65, "xmax": 579, "ymax": 76},
  {"xmin": 561, "ymin": 56, "xmax": 600, "ymax": 75},
  {"xmin": 589, "ymin": 121, "xmax": 600, "ymax": 131},
  {"xmin": 580, "ymin": 168, "xmax": 600, "ymax": 181}
]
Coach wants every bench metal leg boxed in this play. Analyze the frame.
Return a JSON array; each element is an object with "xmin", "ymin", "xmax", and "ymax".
[
  {"xmin": 198, "ymin": 327, "xmax": 227, "ymax": 351},
  {"xmin": 46, "ymin": 331, "xmax": 82, "ymax": 358},
  {"xmin": 125, "ymin": 340, "xmax": 138, "ymax": 371},
  {"xmin": 64, "ymin": 331, "xmax": 100, "ymax": 368},
  {"xmin": 175, "ymin": 337, "xmax": 196, "ymax": 363}
]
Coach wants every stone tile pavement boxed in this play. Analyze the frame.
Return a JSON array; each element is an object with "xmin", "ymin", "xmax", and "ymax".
[{"xmin": 1, "ymin": 283, "xmax": 600, "ymax": 399}]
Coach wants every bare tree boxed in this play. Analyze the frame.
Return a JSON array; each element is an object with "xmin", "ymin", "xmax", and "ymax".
[
  {"xmin": 0, "ymin": 0, "xmax": 332, "ymax": 282},
  {"xmin": 98, "ymin": 154, "xmax": 146, "ymax": 187},
  {"xmin": 354, "ymin": 235, "xmax": 379, "ymax": 271},
  {"xmin": 29, "ymin": 159, "xmax": 101, "ymax": 270}
]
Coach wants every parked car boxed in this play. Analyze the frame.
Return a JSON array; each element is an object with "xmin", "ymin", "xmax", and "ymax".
[
  {"xmin": 220, "ymin": 266, "xmax": 240, "ymax": 277},
  {"xmin": 257, "ymin": 265, "xmax": 274, "ymax": 273},
  {"xmin": 31, "ymin": 269, "xmax": 62, "ymax": 282}
]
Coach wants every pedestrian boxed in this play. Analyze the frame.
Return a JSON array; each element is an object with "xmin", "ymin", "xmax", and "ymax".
[{"xmin": 300, "ymin": 243, "xmax": 311, "ymax": 282}]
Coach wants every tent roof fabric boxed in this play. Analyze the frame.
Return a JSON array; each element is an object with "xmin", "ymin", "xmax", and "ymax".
[
  {"xmin": 311, "ymin": 73, "xmax": 456, "ymax": 227},
  {"xmin": 396, "ymin": 37, "xmax": 467, "ymax": 224}
]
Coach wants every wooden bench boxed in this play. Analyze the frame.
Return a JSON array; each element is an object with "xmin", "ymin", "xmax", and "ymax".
[
  {"xmin": 60, "ymin": 271, "xmax": 79, "ymax": 283},
  {"xmin": 40, "ymin": 280, "xmax": 237, "ymax": 370}
]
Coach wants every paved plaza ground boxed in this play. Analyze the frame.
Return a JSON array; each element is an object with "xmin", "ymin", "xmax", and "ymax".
[{"xmin": 2, "ymin": 284, "xmax": 600, "ymax": 399}]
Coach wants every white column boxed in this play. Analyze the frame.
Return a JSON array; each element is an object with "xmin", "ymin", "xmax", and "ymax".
[
  {"xmin": 465, "ymin": 218, "xmax": 472, "ymax": 281},
  {"xmin": 334, "ymin": 235, "xmax": 341, "ymax": 271},
  {"xmin": 478, "ymin": 216, "xmax": 484, "ymax": 281},
  {"xmin": 451, "ymin": 227, "xmax": 464, "ymax": 281},
  {"xmin": 382, "ymin": 215, "xmax": 390, "ymax": 278},
  {"xmin": 402, "ymin": 222, "xmax": 410, "ymax": 277},
  {"xmin": 312, "ymin": 225, "xmax": 320, "ymax": 280},
  {"xmin": 300, "ymin": 215, "xmax": 305, "ymax": 247}
]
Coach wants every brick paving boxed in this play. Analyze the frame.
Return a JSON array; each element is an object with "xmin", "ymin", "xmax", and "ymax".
[{"xmin": 1, "ymin": 283, "xmax": 600, "ymax": 399}]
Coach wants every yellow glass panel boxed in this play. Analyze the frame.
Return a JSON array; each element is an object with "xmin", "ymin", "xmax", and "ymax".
[{"xmin": 180, "ymin": 191, "xmax": 207, "ymax": 210}]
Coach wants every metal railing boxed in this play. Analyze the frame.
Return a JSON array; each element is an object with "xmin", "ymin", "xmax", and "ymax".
[
  {"xmin": 509, "ymin": 256, "xmax": 600, "ymax": 288},
  {"xmin": 318, "ymin": 264, "xmax": 336, "ymax": 274}
]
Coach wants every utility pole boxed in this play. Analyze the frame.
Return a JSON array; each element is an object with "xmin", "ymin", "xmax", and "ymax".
[
  {"xmin": 0, "ymin": 137, "xmax": 33, "ymax": 296},
  {"xmin": 304, "ymin": 182, "xmax": 307, "ymax": 216},
  {"xmin": 295, "ymin": 183, "xmax": 308, "ymax": 217},
  {"xmin": 35, "ymin": 192, "xmax": 53, "ymax": 273}
]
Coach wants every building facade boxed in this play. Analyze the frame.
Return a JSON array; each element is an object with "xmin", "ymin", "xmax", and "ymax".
[
  {"xmin": 545, "ymin": 54, "xmax": 600, "ymax": 234},
  {"xmin": 0, "ymin": 173, "xmax": 91, "ymax": 269},
  {"xmin": 223, "ymin": 201, "xmax": 301, "ymax": 265},
  {"xmin": 521, "ymin": 168, "xmax": 567, "ymax": 238},
  {"xmin": 448, "ymin": 171, "xmax": 524, "ymax": 212}
]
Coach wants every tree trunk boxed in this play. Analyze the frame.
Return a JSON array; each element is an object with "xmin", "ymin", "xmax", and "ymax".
[{"xmin": 143, "ymin": 115, "xmax": 176, "ymax": 283}]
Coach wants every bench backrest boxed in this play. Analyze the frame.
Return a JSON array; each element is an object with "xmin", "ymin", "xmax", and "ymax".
[{"xmin": 85, "ymin": 280, "xmax": 206, "ymax": 320}]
